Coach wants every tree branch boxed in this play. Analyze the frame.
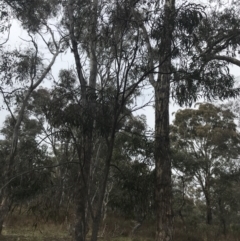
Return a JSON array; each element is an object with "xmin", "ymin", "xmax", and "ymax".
[{"xmin": 208, "ymin": 55, "xmax": 240, "ymax": 67}]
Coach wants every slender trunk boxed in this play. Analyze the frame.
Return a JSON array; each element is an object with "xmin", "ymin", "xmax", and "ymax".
[
  {"xmin": 155, "ymin": 1, "xmax": 175, "ymax": 241},
  {"xmin": 67, "ymin": 0, "xmax": 97, "ymax": 238},
  {"xmin": 67, "ymin": 0, "xmax": 87, "ymax": 101},
  {"xmin": 0, "ymin": 220, "xmax": 3, "ymax": 235},
  {"xmin": 74, "ymin": 181, "xmax": 88, "ymax": 241},
  {"xmin": 205, "ymin": 193, "xmax": 212, "ymax": 225},
  {"xmin": 0, "ymin": 91, "xmax": 31, "ymax": 234},
  {"xmin": 204, "ymin": 175, "xmax": 212, "ymax": 225},
  {"xmin": 67, "ymin": 1, "xmax": 91, "ymax": 238},
  {"xmin": 91, "ymin": 135, "xmax": 115, "ymax": 241},
  {"xmin": 0, "ymin": 198, "xmax": 8, "ymax": 235},
  {"xmin": 67, "ymin": 0, "xmax": 98, "ymax": 239},
  {"xmin": 0, "ymin": 48, "xmax": 59, "ymax": 234},
  {"xmin": 89, "ymin": 0, "xmax": 98, "ymax": 91},
  {"xmin": 74, "ymin": 132, "xmax": 93, "ymax": 241},
  {"xmin": 91, "ymin": 218, "xmax": 100, "ymax": 241},
  {"xmin": 218, "ymin": 197, "xmax": 226, "ymax": 236}
]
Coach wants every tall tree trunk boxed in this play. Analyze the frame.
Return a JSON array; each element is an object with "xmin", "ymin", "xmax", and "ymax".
[
  {"xmin": 67, "ymin": 0, "xmax": 98, "ymax": 239},
  {"xmin": 90, "ymin": 137, "xmax": 115, "ymax": 241},
  {"xmin": 155, "ymin": 72, "xmax": 173, "ymax": 241},
  {"xmin": 155, "ymin": 1, "xmax": 175, "ymax": 241},
  {"xmin": 73, "ymin": 130, "xmax": 93, "ymax": 241},
  {"xmin": 74, "ymin": 179, "xmax": 88, "ymax": 241},
  {"xmin": 218, "ymin": 198, "xmax": 226, "ymax": 236},
  {"xmin": 74, "ymin": 193, "xmax": 86, "ymax": 241},
  {"xmin": 204, "ymin": 174, "xmax": 212, "ymax": 225},
  {"xmin": 0, "ymin": 198, "xmax": 8, "ymax": 235},
  {"xmin": 205, "ymin": 190, "xmax": 212, "ymax": 225}
]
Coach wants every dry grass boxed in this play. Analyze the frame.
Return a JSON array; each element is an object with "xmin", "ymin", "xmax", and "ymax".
[
  {"xmin": 1, "ymin": 212, "xmax": 240, "ymax": 241},
  {"xmin": 0, "ymin": 212, "xmax": 155, "ymax": 241},
  {"xmin": 0, "ymin": 211, "xmax": 71, "ymax": 241}
]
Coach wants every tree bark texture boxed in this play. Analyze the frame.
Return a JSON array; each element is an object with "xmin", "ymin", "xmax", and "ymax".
[
  {"xmin": 155, "ymin": 1, "xmax": 175, "ymax": 241},
  {"xmin": 205, "ymin": 189, "xmax": 212, "ymax": 225},
  {"xmin": 155, "ymin": 71, "xmax": 173, "ymax": 241}
]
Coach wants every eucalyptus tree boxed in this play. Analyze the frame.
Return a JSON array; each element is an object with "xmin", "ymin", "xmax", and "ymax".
[
  {"xmin": 131, "ymin": 1, "xmax": 240, "ymax": 240},
  {"xmin": 57, "ymin": 1, "xmax": 157, "ymax": 240},
  {"xmin": 1, "ymin": 1, "xmax": 240, "ymax": 241},
  {"xmin": 0, "ymin": 110, "xmax": 54, "ymax": 233},
  {"xmin": 213, "ymin": 169, "xmax": 240, "ymax": 236},
  {"xmin": 26, "ymin": 86, "xmax": 78, "ymax": 221},
  {"xmin": 29, "ymin": 65, "xmax": 150, "ymax": 241},
  {"xmin": 0, "ymin": 0, "xmax": 65, "ymax": 234},
  {"xmin": 34, "ymin": 1, "xmax": 240, "ymax": 240},
  {"xmin": 171, "ymin": 103, "xmax": 240, "ymax": 225}
]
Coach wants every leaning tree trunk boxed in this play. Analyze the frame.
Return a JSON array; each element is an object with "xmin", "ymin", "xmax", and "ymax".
[
  {"xmin": 0, "ymin": 49, "xmax": 59, "ymax": 234},
  {"xmin": 154, "ymin": 1, "xmax": 175, "ymax": 241}
]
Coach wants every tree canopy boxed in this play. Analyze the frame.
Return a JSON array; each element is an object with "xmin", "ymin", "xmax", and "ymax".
[{"xmin": 1, "ymin": 1, "xmax": 240, "ymax": 241}]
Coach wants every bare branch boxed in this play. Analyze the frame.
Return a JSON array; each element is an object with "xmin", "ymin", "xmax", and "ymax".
[
  {"xmin": 132, "ymin": 11, "xmax": 156, "ymax": 87},
  {"xmin": 0, "ymin": 87, "xmax": 16, "ymax": 122},
  {"xmin": 207, "ymin": 54, "xmax": 240, "ymax": 67}
]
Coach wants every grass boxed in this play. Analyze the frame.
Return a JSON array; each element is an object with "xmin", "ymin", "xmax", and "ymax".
[
  {"xmin": 1, "ymin": 223, "xmax": 71, "ymax": 241},
  {"xmin": 0, "ymin": 211, "xmax": 71, "ymax": 241},
  {"xmin": 0, "ymin": 211, "xmax": 155, "ymax": 241},
  {"xmin": 1, "ymin": 211, "xmax": 240, "ymax": 241}
]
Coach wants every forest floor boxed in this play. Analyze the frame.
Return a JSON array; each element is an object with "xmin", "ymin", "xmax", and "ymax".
[
  {"xmin": 0, "ymin": 211, "xmax": 155, "ymax": 241},
  {"xmin": 0, "ymin": 223, "xmax": 71, "ymax": 241},
  {"xmin": 1, "ymin": 211, "xmax": 240, "ymax": 241}
]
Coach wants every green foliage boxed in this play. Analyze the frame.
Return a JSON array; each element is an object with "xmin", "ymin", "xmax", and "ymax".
[
  {"xmin": 0, "ymin": 112, "xmax": 53, "ymax": 204},
  {"xmin": 171, "ymin": 103, "xmax": 240, "ymax": 163},
  {"xmin": 2, "ymin": 0, "xmax": 240, "ymax": 239},
  {"xmin": 109, "ymin": 161, "xmax": 154, "ymax": 220},
  {"xmin": 5, "ymin": 0, "xmax": 60, "ymax": 32},
  {"xmin": 171, "ymin": 3, "xmax": 240, "ymax": 106},
  {"xmin": 177, "ymin": 4, "xmax": 205, "ymax": 35},
  {"xmin": 171, "ymin": 103, "xmax": 240, "ymax": 228}
]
